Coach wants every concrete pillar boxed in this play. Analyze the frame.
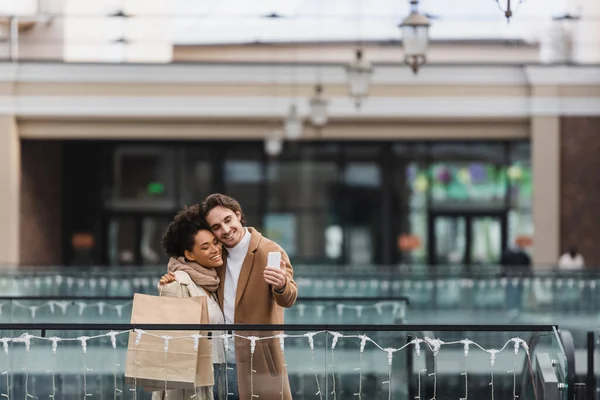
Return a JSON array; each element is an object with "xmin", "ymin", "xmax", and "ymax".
[
  {"xmin": 0, "ymin": 115, "xmax": 20, "ymax": 265},
  {"xmin": 531, "ymin": 116, "xmax": 560, "ymax": 266}
]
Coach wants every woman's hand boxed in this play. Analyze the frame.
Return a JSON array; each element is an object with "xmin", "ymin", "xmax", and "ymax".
[{"xmin": 159, "ymin": 271, "xmax": 176, "ymax": 286}]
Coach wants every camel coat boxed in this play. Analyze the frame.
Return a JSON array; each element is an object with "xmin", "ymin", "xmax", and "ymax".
[{"xmin": 216, "ymin": 227, "xmax": 298, "ymax": 400}]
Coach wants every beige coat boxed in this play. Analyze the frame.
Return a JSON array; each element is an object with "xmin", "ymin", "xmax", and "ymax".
[
  {"xmin": 216, "ymin": 227, "xmax": 298, "ymax": 400},
  {"xmin": 152, "ymin": 271, "xmax": 226, "ymax": 400}
]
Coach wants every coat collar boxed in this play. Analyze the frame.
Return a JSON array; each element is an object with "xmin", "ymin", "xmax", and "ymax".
[{"xmin": 217, "ymin": 227, "xmax": 263, "ymax": 310}]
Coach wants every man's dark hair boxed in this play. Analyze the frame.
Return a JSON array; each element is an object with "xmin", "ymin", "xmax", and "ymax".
[
  {"xmin": 200, "ymin": 193, "xmax": 246, "ymax": 226},
  {"xmin": 161, "ymin": 204, "xmax": 210, "ymax": 258}
]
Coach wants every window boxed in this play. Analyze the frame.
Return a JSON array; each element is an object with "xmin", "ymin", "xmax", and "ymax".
[
  {"xmin": 181, "ymin": 148, "xmax": 212, "ymax": 206},
  {"xmin": 224, "ymin": 146, "xmax": 264, "ymax": 210},
  {"xmin": 266, "ymin": 160, "xmax": 339, "ymax": 262},
  {"xmin": 428, "ymin": 143, "xmax": 507, "ymax": 210},
  {"xmin": 107, "ymin": 146, "xmax": 176, "ymax": 211}
]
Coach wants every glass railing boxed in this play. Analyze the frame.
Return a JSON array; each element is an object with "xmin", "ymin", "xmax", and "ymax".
[
  {"xmin": 2, "ymin": 266, "xmax": 599, "ymax": 332},
  {"xmin": 0, "ymin": 297, "xmax": 409, "ymax": 325},
  {"xmin": 0, "ymin": 323, "xmax": 565, "ymax": 400}
]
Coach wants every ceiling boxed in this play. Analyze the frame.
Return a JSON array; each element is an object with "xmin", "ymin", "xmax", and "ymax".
[{"xmin": 170, "ymin": 0, "xmax": 569, "ymax": 45}]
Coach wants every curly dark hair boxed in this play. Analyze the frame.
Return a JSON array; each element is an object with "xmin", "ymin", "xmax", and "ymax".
[
  {"xmin": 200, "ymin": 193, "xmax": 246, "ymax": 226},
  {"xmin": 161, "ymin": 205, "xmax": 210, "ymax": 258}
]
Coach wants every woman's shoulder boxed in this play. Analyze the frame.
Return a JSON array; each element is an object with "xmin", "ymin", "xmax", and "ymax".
[{"xmin": 172, "ymin": 270, "xmax": 193, "ymax": 285}]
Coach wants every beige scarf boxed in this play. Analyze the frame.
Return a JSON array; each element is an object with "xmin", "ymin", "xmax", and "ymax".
[{"xmin": 167, "ymin": 256, "xmax": 220, "ymax": 293}]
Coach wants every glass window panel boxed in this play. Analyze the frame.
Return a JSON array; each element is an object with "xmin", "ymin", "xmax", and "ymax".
[
  {"xmin": 262, "ymin": 213, "xmax": 342, "ymax": 263},
  {"xmin": 140, "ymin": 217, "xmax": 170, "ymax": 266},
  {"xmin": 399, "ymin": 208, "xmax": 428, "ymax": 264},
  {"xmin": 404, "ymin": 162, "xmax": 428, "ymax": 209},
  {"xmin": 301, "ymin": 213, "xmax": 332, "ymax": 262},
  {"xmin": 277, "ymin": 142, "xmax": 339, "ymax": 160},
  {"xmin": 264, "ymin": 213, "xmax": 298, "ymax": 258},
  {"xmin": 430, "ymin": 142, "xmax": 505, "ymax": 163},
  {"xmin": 344, "ymin": 162, "xmax": 381, "ymax": 188},
  {"xmin": 393, "ymin": 143, "xmax": 428, "ymax": 159},
  {"xmin": 243, "ymin": 209, "xmax": 261, "ymax": 230},
  {"xmin": 267, "ymin": 161, "xmax": 338, "ymax": 211},
  {"xmin": 508, "ymin": 165, "xmax": 532, "ymax": 208},
  {"xmin": 181, "ymin": 149, "xmax": 212, "ymax": 206},
  {"xmin": 112, "ymin": 146, "xmax": 175, "ymax": 205},
  {"xmin": 225, "ymin": 161, "xmax": 263, "ymax": 183},
  {"xmin": 429, "ymin": 162, "xmax": 507, "ymax": 208},
  {"xmin": 346, "ymin": 226, "xmax": 374, "ymax": 265},
  {"xmin": 434, "ymin": 216, "xmax": 467, "ymax": 265},
  {"xmin": 509, "ymin": 142, "xmax": 532, "ymax": 209},
  {"xmin": 107, "ymin": 218, "xmax": 136, "ymax": 266},
  {"xmin": 509, "ymin": 209, "xmax": 534, "ymax": 254},
  {"xmin": 428, "ymin": 143, "xmax": 508, "ymax": 209},
  {"xmin": 344, "ymin": 145, "xmax": 381, "ymax": 159},
  {"xmin": 224, "ymin": 147, "xmax": 263, "ymax": 210},
  {"xmin": 470, "ymin": 216, "xmax": 502, "ymax": 265}
]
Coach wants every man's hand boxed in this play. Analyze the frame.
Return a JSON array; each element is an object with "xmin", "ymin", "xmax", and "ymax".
[
  {"xmin": 264, "ymin": 259, "xmax": 287, "ymax": 291},
  {"xmin": 159, "ymin": 271, "xmax": 176, "ymax": 286}
]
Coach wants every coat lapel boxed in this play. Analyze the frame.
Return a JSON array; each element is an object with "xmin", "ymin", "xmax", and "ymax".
[{"xmin": 235, "ymin": 227, "xmax": 262, "ymax": 309}]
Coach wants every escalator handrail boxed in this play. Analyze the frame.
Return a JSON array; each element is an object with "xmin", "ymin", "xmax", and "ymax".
[
  {"xmin": 520, "ymin": 332, "xmax": 543, "ymax": 399},
  {"xmin": 557, "ymin": 328, "xmax": 576, "ymax": 400}
]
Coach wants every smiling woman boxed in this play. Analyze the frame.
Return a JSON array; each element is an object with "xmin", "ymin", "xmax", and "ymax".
[{"xmin": 156, "ymin": 203, "xmax": 227, "ymax": 400}]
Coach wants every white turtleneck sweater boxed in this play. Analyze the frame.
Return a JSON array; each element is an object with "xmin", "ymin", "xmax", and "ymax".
[{"xmin": 223, "ymin": 228, "xmax": 251, "ymax": 364}]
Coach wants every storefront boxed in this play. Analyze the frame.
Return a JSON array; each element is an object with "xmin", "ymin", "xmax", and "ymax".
[{"xmin": 61, "ymin": 139, "xmax": 532, "ymax": 267}]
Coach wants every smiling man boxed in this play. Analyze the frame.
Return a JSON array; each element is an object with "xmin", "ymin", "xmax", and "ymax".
[{"xmin": 199, "ymin": 193, "xmax": 297, "ymax": 400}]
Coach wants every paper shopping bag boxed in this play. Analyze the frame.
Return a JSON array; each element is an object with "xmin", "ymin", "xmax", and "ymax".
[{"xmin": 124, "ymin": 293, "xmax": 213, "ymax": 391}]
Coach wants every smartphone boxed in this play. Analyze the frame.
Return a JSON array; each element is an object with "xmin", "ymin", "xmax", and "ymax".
[{"xmin": 267, "ymin": 252, "xmax": 282, "ymax": 269}]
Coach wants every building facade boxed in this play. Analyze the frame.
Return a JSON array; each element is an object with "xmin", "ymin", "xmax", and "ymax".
[{"xmin": 1, "ymin": 62, "xmax": 599, "ymax": 267}]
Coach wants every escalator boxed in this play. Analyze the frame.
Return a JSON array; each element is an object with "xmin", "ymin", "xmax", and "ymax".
[
  {"xmin": 410, "ymin": 328, "xmax": 578, "ymax": 400},
  {"xmin": 520, "ymin": 329, "xmax": 580, "ymax": 400}
]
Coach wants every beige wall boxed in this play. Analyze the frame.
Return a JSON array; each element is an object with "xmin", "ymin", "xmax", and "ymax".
[
  {"xmin": 0, "ymin": 116, "xmax": 20, "ymax": 265},
  {"xmin": 531, "ymin": 116, "xmax": 561, "ymax": 266},
  {"xmin": 173, "ymin": 42, "xmax": 540, "ymax": 64},
  {"xmin": 0, "ymin": 0, "xmax": 65, "ymax": 61}
]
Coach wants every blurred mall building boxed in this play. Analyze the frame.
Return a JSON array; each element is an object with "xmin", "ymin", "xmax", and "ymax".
[{"xmin": 0, "ymin": 0, "xmax": 599, "ymax": 268}]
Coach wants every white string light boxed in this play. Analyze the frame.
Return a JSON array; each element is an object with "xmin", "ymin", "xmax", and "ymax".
[
  {"xmin": 329, "ymin": 332, "xmax": 342, "ymax": 400},
  {"xmin": 382, "ymin": 348, "xmax": 395, "ymax": 400},
  {"xmin": 278, "ymin": 334, "xmax": 288, "ymax": 400},
  {"xmin": 0, "ymin": 330, "xmax": 532, "ymax": 400},
  {"xmin": 303, "ymin": 332, "xmax": 323, "ymax": 400},
  {"xmin": 130, "ymin": 329, "xmax": 142, "ymax": 400},
  {"xmin": 13, "ymin": 334, "xmax": 34, "ymax": 400},
  {"xmin": 354, "ymin": 335, "xmax": 368, "ymax": 400},
  {"xmin": 319, "ymin": 302, "xmax": 406, "ymax": 319},
  {"xmin": 78, "ymin": 336, "xmax": 94, "ymax": 400},
  {"xmin": 424, "ymin": 338, "xmax": 442, "ymax": 400},
  {"xmin": 0, "ymin": 338, "xmax": 10, "ymax": 400},
  {"xmin": 161, "ymin": 336, "xmax": 173, "ymax": 399},
  {"xmin": 11, "ymin": 300, "xmax": 132, "ymax": 318},
  {"xmin": 220, "ymin": 333, "xmax": 234, "ymax": 398},
  {"xmin": 105, "ymin": 331, "xmax": 122, "ymax": 400},
  {"xmin": 460, "ymin": 339, "xmax": 472, "ymax": 400},
  {"xmin": 48, "ymin": 337, "xmax": 61, "ymax": 400},
  {"xmin": 416, "ymin": 368, "xmax": 427, "ymax": 400},
  {"xmin": 509, "ymin": 338, "xmax": 524, "ymax": 400},
  {"xmin": 413, "ymin": 338, "xmax": 424, "ymax": 400},
  {"xmin": 248, "ymin": 336, "xmax": 259, "ymax": 399}
]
